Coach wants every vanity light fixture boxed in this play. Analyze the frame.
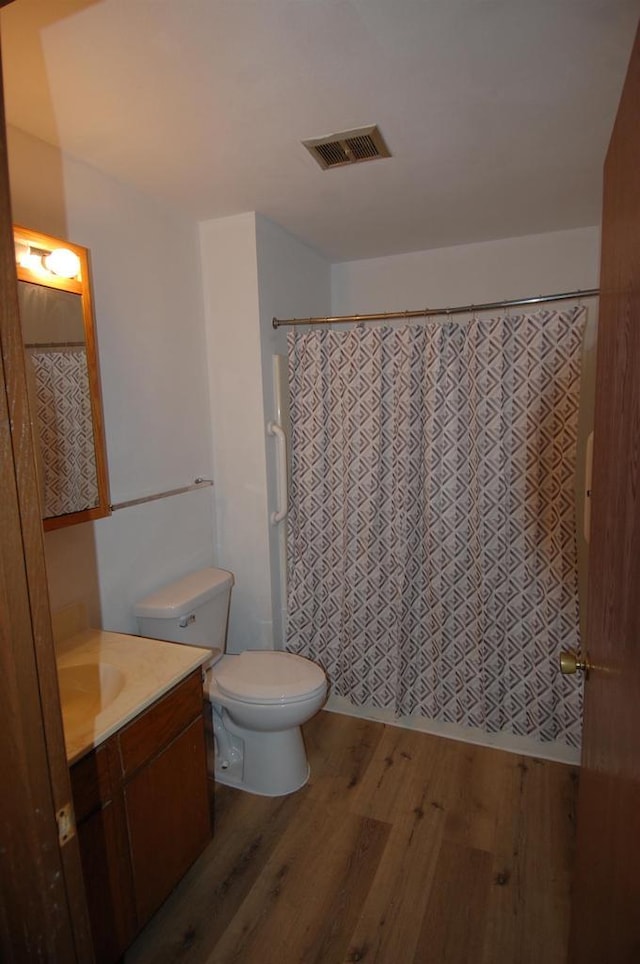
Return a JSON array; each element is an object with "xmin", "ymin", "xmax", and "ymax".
[{"xmin": 14, "ymin": 235, "xmax": 81, "ymax": 281}]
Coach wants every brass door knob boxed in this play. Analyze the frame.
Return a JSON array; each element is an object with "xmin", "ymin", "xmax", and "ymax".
[{"xmin": 559, "ymin": 649, "xmax": 591, "ymax": 678}]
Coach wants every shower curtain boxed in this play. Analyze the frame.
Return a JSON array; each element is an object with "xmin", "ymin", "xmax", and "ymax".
[{"xmin": 285, "ymin": 307, "xmax": 585, "ymax": 748}]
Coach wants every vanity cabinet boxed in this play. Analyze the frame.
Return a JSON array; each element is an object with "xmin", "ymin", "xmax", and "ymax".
[{"xmin": 70, "ymin": 671, "xmax": 211, "ymax": 964}]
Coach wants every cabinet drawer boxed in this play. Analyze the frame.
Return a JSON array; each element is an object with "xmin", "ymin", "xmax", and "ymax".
[{"xmin": 118, "ymin": 670, "xmax": 203, "ymax": 778}]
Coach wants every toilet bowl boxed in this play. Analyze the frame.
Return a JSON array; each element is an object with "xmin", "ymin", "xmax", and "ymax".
[
  {"xmin": 134, "ymin": 568, "xmax": 327, "ymax": 797},
  {"xmin": 205, "ymin": 651, "xmax": 327, "ymax": 795}
]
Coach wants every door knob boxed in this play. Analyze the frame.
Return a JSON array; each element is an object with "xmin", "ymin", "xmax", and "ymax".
[{"xmin": 559, "ymin": 649, "xmax": 591, "ymax": 678}]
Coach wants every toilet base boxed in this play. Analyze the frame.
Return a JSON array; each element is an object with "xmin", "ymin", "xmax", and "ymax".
[
  {"xmin": 215, "ymin": 758, "xmax": 310, "ymax": 797},
  {"xmin": 213, "ymin": 717, "xmax": 311, "ymax": 797}
]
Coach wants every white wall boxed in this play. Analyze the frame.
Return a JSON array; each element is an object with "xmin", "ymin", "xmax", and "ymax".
[
  {"xmin": 332, "ymin": 227, "xmax": 600, "ymax": 312},
  {"xmin": 199, "ymin": 213, "xmax": 331, "ymax": 651},
  {"xmin": 8, "ymin": 126, "xmax": 216, "ymax": 633},
  {"xmin": 199, "ymin": 213, "xmax": 272, "ymax": 652},
  {"xmin": 255, "ymin": 215, "xmax": 331, "ymax": 646}
]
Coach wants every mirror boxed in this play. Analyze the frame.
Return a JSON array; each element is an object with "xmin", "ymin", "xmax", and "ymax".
[{"xmin": 15, "ymin": 224, "xmax": 110, "ymax": 530}]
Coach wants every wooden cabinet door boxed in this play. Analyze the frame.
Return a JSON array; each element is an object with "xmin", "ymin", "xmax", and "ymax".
[
  {"xmin": 70, "ymin": 678, "xmax": 211, "ymax": 961},
  {"xmin": 125, "ymin": 717, "xmax": 211, "ymax": 926},
  {"xmin": 70, "ymin": 739, "xmax": 136, "ymax": 964},
  {"xmin": 77, "ymin": 803, "xmax": 136, "ymax": 964},
  {"xmin": 569, "ymin": 22, "xmax": 640, "ymax": 961}
]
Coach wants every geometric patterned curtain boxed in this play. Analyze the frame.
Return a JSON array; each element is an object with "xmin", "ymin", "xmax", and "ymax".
[
  {"xmin": 28, "ymin": 348, "xmax": 99, "ymax": 517},
  {"xmin": 285, "ymin": 307, "xmax": 585, "ymax": 748}
]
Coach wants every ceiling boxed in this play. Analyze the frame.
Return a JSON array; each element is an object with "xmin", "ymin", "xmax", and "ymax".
[{"xmin": 1, "ymin": 0, "xmax": 639, "ymax": 262}]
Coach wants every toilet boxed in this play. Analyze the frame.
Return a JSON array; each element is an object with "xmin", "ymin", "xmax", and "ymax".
[{"xmin": 134, "ymin": 568, "xmax": 327, "ymax": 797}]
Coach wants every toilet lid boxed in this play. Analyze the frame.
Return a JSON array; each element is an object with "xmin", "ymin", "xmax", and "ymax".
[{"xmin": 215, "ymin": 651, "xmax": 326, "ymax": 704}]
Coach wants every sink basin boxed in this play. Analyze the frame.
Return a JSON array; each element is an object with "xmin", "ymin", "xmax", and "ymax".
[{"xmin": 58, "ymin": 662, "xmax": 125, "ymax": 722}]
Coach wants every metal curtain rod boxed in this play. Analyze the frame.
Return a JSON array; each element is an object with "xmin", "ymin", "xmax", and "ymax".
[{"xmin": 272, "ymin": 288, "xmax": 600, "ymax": 329}]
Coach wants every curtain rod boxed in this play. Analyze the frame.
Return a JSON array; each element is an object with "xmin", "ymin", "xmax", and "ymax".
[{"xmin": 272, "ymin": 288, "xmax": 600, "ymax": 329}]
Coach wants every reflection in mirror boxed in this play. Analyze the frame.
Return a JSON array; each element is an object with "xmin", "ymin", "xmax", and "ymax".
[{"xmin": 15, "ymin": 225, "xmax": 110, "ymax": 530}]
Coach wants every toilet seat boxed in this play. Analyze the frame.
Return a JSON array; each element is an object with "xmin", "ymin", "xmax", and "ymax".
[{"xmin": 214, "ymin": 651, "xmax": 326, "ymax": 705}]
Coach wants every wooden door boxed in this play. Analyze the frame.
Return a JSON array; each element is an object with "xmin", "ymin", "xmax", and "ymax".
[
  {"xmin": 0, "ymin": 17, "xmax": 94, "ymax": 962},
  {"xmin": 569, "ymin": 21, "xmax": 640, "ymax": 962}
]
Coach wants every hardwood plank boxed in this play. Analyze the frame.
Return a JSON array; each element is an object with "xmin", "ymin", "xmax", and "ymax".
[
  {"xmin": 481, "ymin": 754, "xmax": 577, "ymax": 964},
  {"xmin": 442, "ymin": 741, "xmax": 513, "ymax": 854},
  {"xmin": 342, "ymin": 734, "xmax": 457, "ymax": 963},
  {"xmin": 348, "ymin": 724, "xmax": 439, "ymax": 822},
  {"xmin": 210, "ymin": 801, "xmax": 389, "ymax": 964},
  {"xmin": 304, "ymin": 709, "xmax": 385, "ymax": 806},
  {"xmin": 413, "ymin": 842, "xmax": 493, "ymax": 964}
]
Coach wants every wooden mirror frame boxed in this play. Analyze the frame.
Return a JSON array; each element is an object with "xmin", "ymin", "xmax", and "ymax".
[{"xmin": 15, "ymin": 224, "xmax": 111, "ymax": 530}]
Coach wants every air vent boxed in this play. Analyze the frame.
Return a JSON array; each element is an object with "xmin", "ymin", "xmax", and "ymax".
[{"xmin": 303, "ymin": 125, "xmax": 391, "ymax": 170}]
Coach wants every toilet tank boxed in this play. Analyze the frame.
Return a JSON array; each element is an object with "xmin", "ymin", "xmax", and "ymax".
[{"xmin": 134, "ymin": 567, "xmax": 233, "ymax": 652}]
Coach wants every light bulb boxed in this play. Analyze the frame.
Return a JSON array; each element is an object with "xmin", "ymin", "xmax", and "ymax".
[
  {"xmin": 14, "ymin": 239, "xmax": 29, "ymax": 265},
  {"xmin": 23, "ymin": 252, "xmax": 47, "ymax": 275},
  {"xmin": 44, "ymin": 247, "xmax": 81, "ymax": 279}
]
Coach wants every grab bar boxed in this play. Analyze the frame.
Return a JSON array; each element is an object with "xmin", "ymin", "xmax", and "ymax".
[{"xmin": 267, "ymin": 421, "xmax": 288, "ymax": 524}]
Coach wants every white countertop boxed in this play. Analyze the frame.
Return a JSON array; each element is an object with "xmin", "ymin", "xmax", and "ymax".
[{"xmin": 57, "ymin": 629, "xmax": 211, "ymax": 765}]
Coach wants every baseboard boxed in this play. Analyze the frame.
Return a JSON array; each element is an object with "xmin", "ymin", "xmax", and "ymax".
[{"xmin": 323, "ymin": 694, "xmax": 581, "ymax": 766}]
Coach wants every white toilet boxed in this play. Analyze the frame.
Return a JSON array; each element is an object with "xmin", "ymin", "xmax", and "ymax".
[{"xmin": 134, "ymin": 568, "xmax": 327, "ymax": 797}]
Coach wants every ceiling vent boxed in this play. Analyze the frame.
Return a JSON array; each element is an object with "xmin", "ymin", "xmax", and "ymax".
[{"xmin": 303, "ymin": 125, "xmax": 391, "ymax": 170}]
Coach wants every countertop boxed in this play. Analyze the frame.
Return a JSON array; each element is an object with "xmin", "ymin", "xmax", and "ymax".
[{"xmin": 57, "ymin": 628, "xmax": 211, "ymax": 765}]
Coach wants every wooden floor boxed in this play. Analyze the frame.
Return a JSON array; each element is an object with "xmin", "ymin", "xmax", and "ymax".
[{"xmin": 125, "ymin": 710, "xmax": 578, "ymax": 964}]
